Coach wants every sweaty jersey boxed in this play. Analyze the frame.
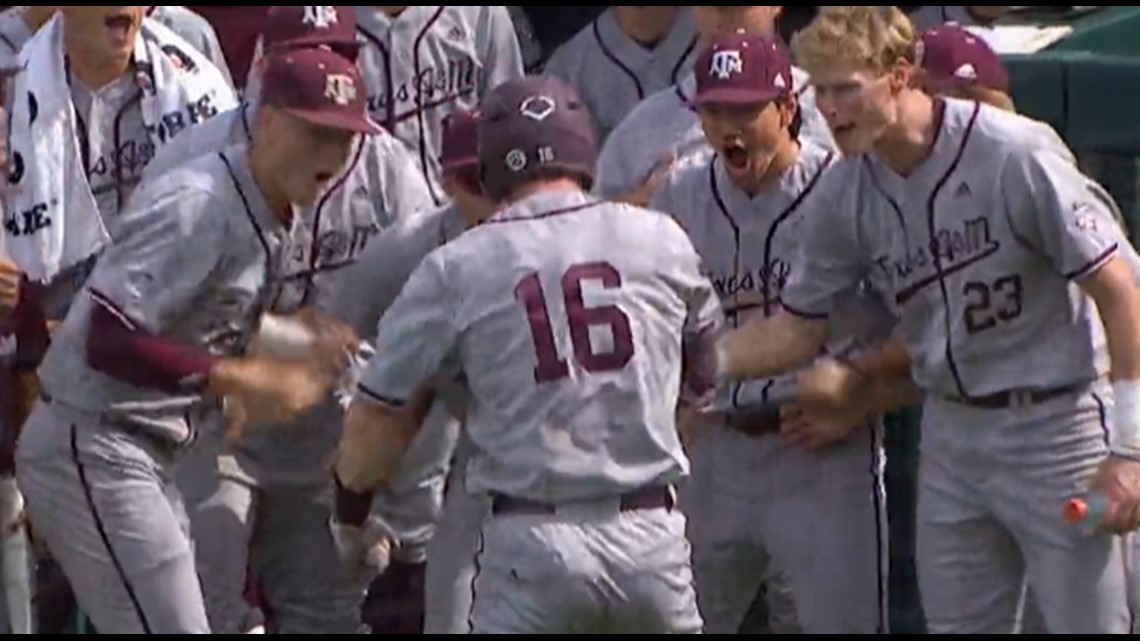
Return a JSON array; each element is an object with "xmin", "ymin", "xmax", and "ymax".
[
  {"xmin": 783, "ymin": 99, "xmax": 1123, "ymax": 399},
  {"xmin": 146, "ymin": 5, "xmax": 233, "ymax": 88},
  {"xmin": 358, "ymin": 189, "xmax": 722, "ymax": 503},
  {"xmin": 544, "ymin": 8, "xmax": 697, "ymax": 144},
  {"xmin": 38, "ymin": 147, "xmax": 294, "ymax": 446},
  {"xmin": 595, "ymin": 68, "xmax": 837, "ymax": 200},
  {"xmin": 354, "ymin": 6, "xmax": 524, "ymax": 205}
]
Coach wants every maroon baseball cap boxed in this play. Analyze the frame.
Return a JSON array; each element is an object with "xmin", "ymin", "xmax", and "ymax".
[
  {"xmin": 261, "ymin": 5, "xmax": 359, "ymax": 60},
  {"xmin": 919, "ymin": 25, "xmax": 1009, "ymax": 92},
  {"xmin": 260, "ymin": 47, "xmax": 381, "ymax": 135},
  {"xmin": 695, "ymin": 33, "xmax": 793, "ymax": 107},
  {"xmin": 441, "ymin": 110, "xmax": 480, "ymax": 172}
]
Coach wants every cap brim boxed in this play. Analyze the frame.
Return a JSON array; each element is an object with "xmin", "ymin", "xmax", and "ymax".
[
  {"xmin": 285, "ymin": 107, "xmax": 384, "ymax": 135},
  {"xmin": 693, "ymin": 87, "xmax": 783, "ymax": 107}
]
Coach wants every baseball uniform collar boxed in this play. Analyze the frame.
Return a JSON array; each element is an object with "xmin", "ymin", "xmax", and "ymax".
[
  {"xmin": 674, "ymin": 71, "xmax": 696, "ymax": 109},
  {"xmin": 355, "ymin": 5, "xmax": 438, "ymax": 35},
  {"xmin": 596, "ymin": 7, "xmax": 696, "ymax": 71},
  {"xmin": 489, "ymin": 188, "xmax": 600, "ymax": 225}
]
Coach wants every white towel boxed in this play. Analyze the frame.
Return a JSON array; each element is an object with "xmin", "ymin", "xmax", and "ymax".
[{"xmin": 4, "ymin": 13, "xmax": 237, "ymax": 284}]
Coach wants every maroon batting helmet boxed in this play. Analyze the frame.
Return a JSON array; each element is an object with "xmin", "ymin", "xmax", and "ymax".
[{"xmin": 478, "ymin": 75, "xmax": 597, "ymax": 202}]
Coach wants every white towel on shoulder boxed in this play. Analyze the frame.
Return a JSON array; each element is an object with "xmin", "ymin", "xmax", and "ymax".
[{"xmin": 4, "ymin": 13, "xmax": 236, "ymax": 284}]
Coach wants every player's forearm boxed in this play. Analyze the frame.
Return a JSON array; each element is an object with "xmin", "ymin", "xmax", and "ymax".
[
  {"xmin": 1082, "ymin": 258, "xmax": 1140, "ymax": 382},
  {"xmin": 1082, "ymin": 257, "xmax": 1140, "ymax": 456},
  {"xmin": 86, "ymin": 299, "xmax": 219, "ymax": 395},
  {"xmin": 335, "ymin": 396, "xmax": 422, "ymax": 493},
  {"xmin": 718, "ymin": 310, "xmax": 829, "ymax": 382}
]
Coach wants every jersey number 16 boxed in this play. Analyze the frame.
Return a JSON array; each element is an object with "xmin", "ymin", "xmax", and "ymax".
[{"xmin": 515, "ymin": 262, "xmax": 636, "ymax": 384}]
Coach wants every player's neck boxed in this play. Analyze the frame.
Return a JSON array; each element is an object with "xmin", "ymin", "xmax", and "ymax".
[
  {"xmin": 247, "ymin": 148, "xmax": 293, "ymax": 226},
  {"xmin": 376, "ymin": 6, "xmax": 407, "ymax": 18},
  {"xmin": 614, "ymin": 8, "xmax": 675, "ymax": 50},
  {"xmin": 873, "ymin": 90, "xmax": 939, "ymax": 177},
  {"xmin": 740, "ymin": 141, "xmax": 800, "ymax": 197},
  {"xmin": 64, "ymin": 44, "xmax": 133, "ymax": 90},
  {"xmin": 504, "ymin": 178, "xmax": 583, "ymax": 207}
]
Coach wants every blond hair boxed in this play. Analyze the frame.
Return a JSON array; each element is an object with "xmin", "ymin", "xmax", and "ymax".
[{"xmin": 792, "ymin": 7, "xmax": 917, "ymax": 76}]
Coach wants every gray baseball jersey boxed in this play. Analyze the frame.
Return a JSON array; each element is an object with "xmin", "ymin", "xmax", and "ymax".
[
  {"xmin": 36, "ymin": 146, "xmax": 292, "ymax": 446},
  {"xmin": 783, "ymin": 98, "xmax": 1132, "ymax": 633},
  {"xmin": 0, "ymin": 7, "xmax": 31, "ymax": 64},
  {"xmin": 69, "ymin": 70, "xmax": 152, "ymax": 222},
  {"xmin": 595, "ymin": 67, "xmax": 836, "ymax": 200},
  {"xmin": 650, "ymin": 142, "xmax": 892, "ymax": 633},
  {"xmin": 354, "ymin": 6, "xmax": 524, "ymax": 204},
  {"xmin": 146, "ymin": 6, "xmax": 234, "ymax": 88},
  {"xmin": 783, "ymin": 99, "xmax": 1119, "ymax": 399},
  {"xmin": 544, "ymin": 8, "xmax": 697, "ymax": 144},
  {"xmin": 357, "ymin": 188, "xmax": 721, "ymax": 503},
  {"xmin": 143, "ymin": 101, "xmax": 436, "ymax": 327}
]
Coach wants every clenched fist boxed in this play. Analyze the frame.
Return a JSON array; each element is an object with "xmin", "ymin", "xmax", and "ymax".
[
  {"xmin": 211, "ymin": 356, "xmax": 335, "ymax": 439},
  {"xmin": 329, "ymin": 516, "xmax": 397, "ymax": 577},
  {"xmin": 1089, "ymin": 455, "xmax": 1140, "ymax": 535}
]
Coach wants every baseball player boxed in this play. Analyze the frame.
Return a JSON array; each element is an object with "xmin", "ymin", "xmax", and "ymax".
[
  {"xmin": 12, "ymin": 47, "xmax": 375, "ymax": 634},
  {"xmin": 140, "ymin": 11, "xmax": 437, "ymax": 633},
  {"xmin": 145, "ymin": 6, "xmax": 233, "ymax": 88},
  {"xmin": 595, "ymin": 5, "xmax": 836, "ymax": 207},
  {"xmin": 353, "ymin": 5, "xmax": 524, "ymax": 205},
  {"xmin": 319, "ymin": 112, "xmax": 476, "ymax": 635},
  {"xmin": 649, "ymin": 33, "xmax": 891, "ymax": 634},
  {"xmin": 332, "ymin": 75, "xmax": 718, "ymax": 635},
  {"xmin": 715, "ymin": 6, "xmax": 1140, "ymax": 634},
  {"xmin": 544, "ymin": 6, "xmax": 697, "ymax": 144}
]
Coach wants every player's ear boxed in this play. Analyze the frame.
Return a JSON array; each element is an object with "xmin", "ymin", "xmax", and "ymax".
[{"xmin": 887, "ymin": 62, "xmax": 914, "ymax": 96}]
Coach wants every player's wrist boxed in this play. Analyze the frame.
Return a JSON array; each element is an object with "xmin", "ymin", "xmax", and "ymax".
[
  {"xmin": 714, "ymin": 340, "xmax": 731, "ymax": 384},
  {"xmin": 1110, "ymin": 379, "xmax": 1140, "ymax": 457}
]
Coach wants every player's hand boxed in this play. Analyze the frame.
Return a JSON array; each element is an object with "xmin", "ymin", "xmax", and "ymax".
[
  {"xmin": 211, "ymin": 356, "xmax": 334, "ymax": 438},
  {"xmin": 293, "ymin": 307, "xmax": 359, "ymax": 371},
  {"xmin": 619, "ymin": 151, "xmax": 675, "ymax": 207},
  {"xmin": 0, "ymin": 258, "xmax": 22, "ymax": 318},
  {"xmin": 795, "ymin": 357, "xmax": 870, "ymax": 410},
  {"xmin": 1089, "ymin": 455, "xmax": 1140, "ymax": 535},
  {"xmin": 329, "ymin": 516, "xmax": 396, "ymax": 577},
  {"xmin": 779, "ymin": 403, "xmax": 867, "ymax": 451}
]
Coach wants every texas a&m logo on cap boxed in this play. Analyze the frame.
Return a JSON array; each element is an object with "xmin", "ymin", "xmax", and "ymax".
[
  {"xmin": 325, "ymin": 73, "xmax": 357, "ymax": 106},
  {"xmin": 709, "ymin": 49, "xmax": 744, "ymax": 81},
  {"xmin": 302, "ymin": 6, "xmax": 339, "ymax": 29}
]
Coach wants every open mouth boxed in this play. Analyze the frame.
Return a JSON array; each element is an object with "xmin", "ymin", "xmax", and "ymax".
[
  {"xmin": 104, "ymin": 13, "xmax": 135, "ymax": 40},
  {"xmin": 314, "ymin": 171, "xmax": 334, "ymax": 183},
  {"xmin": 721, "ymin": 141, "xmax": 751, "ymax": 173}
]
